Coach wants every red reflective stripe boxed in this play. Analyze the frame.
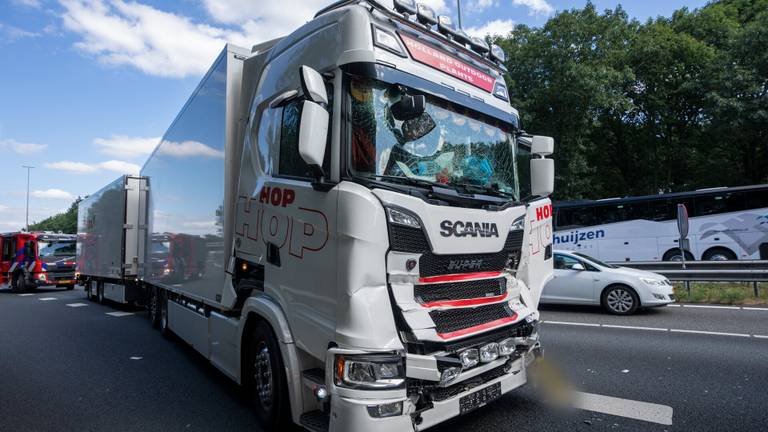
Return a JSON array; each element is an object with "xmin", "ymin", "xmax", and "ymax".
[
  {"xmin": 436, "ymin": 314, "xmax": 518, "ymax": 340},
  {"xmin": 422, "ymin": 293, "xmax": 508, "ymax": 309},
  {"xmin": 419, "ymin": 272, "xmax": 502, "ymax": 284}
]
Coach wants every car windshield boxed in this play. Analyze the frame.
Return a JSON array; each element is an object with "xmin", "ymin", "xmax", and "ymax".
[
  {"xmin": 348, "ymin": 76, "xmax": 520, "ymax": 200},
  {"xmin": 38, "ymin": 241, "xmax": 76, "ymax": 261},
  {"xmin": 574, "ymin": 252, "xmax": 617, "ymax": 269}
]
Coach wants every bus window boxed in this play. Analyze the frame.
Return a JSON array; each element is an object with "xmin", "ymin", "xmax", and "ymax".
[
  {"xmin": 695, "ymin": 193, "xmax": 745, "ymax": 216},
  {"xmin": 595, "ymin": 204, "xmax": 627, "ymax": 224},
  {"xmin": 651, "ymin": 198, "xmax": 693, "ymax": 221},
  {"xmin": 557, "ymin": 207, "xmax": 597, "ymax": 230},
  {"xmin": 746, "ymin": 189, "xmax": 768, "ymax": 210},
  {"xmin": 623, "ymin": 201, "xmax": 653, "ymax": 221}
]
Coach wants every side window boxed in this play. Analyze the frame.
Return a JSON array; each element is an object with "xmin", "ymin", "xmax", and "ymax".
[
  {"xmin": 695, "ymin": 192, "xmax": 745, "ymax": 215},
  {"xmin": 278, "ymin": 84, "xmax": 333, "ymax": 179},
  {"xmin": 1, "ymin": 239, "xmax": 9, "ymax": 261},
  {"xmin": 596, "ymin": 204, "xmax": 626, "ymax": 224},
  {"xmin": 746, "ymin": 189, "xmax": 768, "ymax": 210},
  {"xmin": 555, "ymin": 254, "xmax": 582, "ymax": 270},
  {"xmin": 556, "ymin": 207, "xmax": 596, "ymax": 229}
]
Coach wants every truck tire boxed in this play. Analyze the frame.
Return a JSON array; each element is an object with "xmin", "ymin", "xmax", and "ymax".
[
  {"xmin": 148, "ymin": 286, "xmax": 160, "ymax": 329},
  {"xmin": 13, "ymin": 273, "xmax": 29, "ymax": 293},
  {"xmin": 247, "ymin": 321, "xmax": 291, "ymax": 430},
  {"xmin": 97, "ymin": 283, "xmax": 105, "ymax": 304},
  {"xmin": 159, "ymin": 290, "xmax": 171, "ymax": 338},
  {"xmin": 11, "ymin": 273, "xmax": 22, "ymax": 293},
  {"xmin": 66, "ymin": 284, "xmax": 75, "ymax": 291}
]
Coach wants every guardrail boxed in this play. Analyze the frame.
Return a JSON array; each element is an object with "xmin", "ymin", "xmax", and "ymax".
[{"xmin": 609, "ymin": 260, "xmax": 768, "ymax": 296}]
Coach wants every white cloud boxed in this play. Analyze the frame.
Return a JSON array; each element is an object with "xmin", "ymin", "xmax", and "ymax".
[
  {"xmin": 94, "ymin": 135, "xmax": 159, "ymax": 158},
  {"xmin": 0, "ymin": 204, "xmax": 8, "ymax": 212},
  {"xmin": 512, "ymin": 0, "xmax": 554, "ymax": 16},
  {"xmin": 13, "ymin": 0, "xmax": 42, "ymax": 8},
  {"xmin": 468, "ymin": 0, "xmax": 498, "ymax": 12},
  {"xmin": 98, "ymin": 160, "xmax": 140, "ymax": 174},
  {"xmin": 0, "ymin": 138, "xmax": 47, "ymax": 154},
  {"xmin": 32, "ymin": 189, "xmax": 74, "ymax": 200},
  {"xmin": 45, "ymin": 161, "xmax": 98, "ymax": 173},
  {"xmin": 158, "ymin": 140, "xmax": 224, "ymax": 159},
  {"xmin": 44, "ymin": 159, "xmax": 140, "ymax": 174},
  {"xmin": 466, "ymin": 19, "xmax": 514, "ymax": 38},
  {"xmin": 0, "ymin": 23, "xmax": 41, "ymax": 41}
]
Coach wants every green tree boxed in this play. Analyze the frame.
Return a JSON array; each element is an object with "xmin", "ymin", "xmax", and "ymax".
[{"xmin": 28, "ymin": 198, "xmax": 83, "ymax": 234}]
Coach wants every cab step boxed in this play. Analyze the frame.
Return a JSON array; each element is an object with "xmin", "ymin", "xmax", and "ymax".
[{"xmin": 299, "ymin": 410, "xmax": 329, "ymax": 432}]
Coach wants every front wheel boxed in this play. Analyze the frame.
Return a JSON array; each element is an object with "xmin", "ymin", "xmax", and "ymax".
[
  {"xmin": 602, "ymin": 285, "xmax": 640, "ymax": 315},
  {"xmin": 247, "ymin": 321, "xmax": 291, "ymax": 430}
]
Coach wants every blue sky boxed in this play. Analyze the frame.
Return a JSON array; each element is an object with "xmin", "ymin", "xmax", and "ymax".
[{"xmin": 0, "ymin": 0, "xmax": 709, "ymax": 231}]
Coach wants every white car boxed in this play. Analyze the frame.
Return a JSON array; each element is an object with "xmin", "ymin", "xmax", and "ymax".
[{"xmin": 541, "ymin": 250, "xmax": 676, "ymax": 314}]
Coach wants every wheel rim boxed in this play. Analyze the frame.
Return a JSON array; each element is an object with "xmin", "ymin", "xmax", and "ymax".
[
  {"xmin": 709, "ymin": 253, "xmax": 729, "ymax": 261},
  {"xmin": 254, "ymin": 342, "xmax": 274, "ymax": 411},
  {"xmin": 160, "ymin": 299, "xmax": 167, "ymax": 329},
  {"xmin": 607, "ymin": 288, "xmax": 634, "ymax": 313},
  {"xmin": 669, "ymin": 255, "xmax": 683, "ymax": 262},
  {"xmin": 150, "ymin": 290, "xmax": 158, "ymax": 321}
]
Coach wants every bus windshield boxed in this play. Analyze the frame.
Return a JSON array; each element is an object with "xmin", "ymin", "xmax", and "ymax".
[{"xmin": 348, "ymin": 76, "xmax": 520, "ymax": 200}]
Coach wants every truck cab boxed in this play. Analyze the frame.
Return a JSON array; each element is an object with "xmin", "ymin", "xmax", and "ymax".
[
  {"xmin": 227, "ymin": 2, "xmax": 555, "ymax": 430},
  {"xmin": 1, "ymin": 232, "xmax": 77, "ymax": 292}
]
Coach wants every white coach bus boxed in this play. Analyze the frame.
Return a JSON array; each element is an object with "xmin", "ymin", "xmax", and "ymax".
[{"xmin": 553, "ymin": 185, "xmax": 768, "ymax": 262}]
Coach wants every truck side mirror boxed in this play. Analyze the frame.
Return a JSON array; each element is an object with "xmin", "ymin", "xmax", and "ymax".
[
  {"xmin": 297, "ymin": 66, "xmax": 329, "ymax": 174},
  {"xmin": 530, "ymin": 135, "xmax": 554, "ymax": 197}
]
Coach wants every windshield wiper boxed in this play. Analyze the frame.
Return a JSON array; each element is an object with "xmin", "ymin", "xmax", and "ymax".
[
  {"xmin": 454, "ymin": 183, "xmax": 517, "ymax": 200},
  {"xmin": 363, "ymin": 174, "xmax": 455, "ymax": 190}
]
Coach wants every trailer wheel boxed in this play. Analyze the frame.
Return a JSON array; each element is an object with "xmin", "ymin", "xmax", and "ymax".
[
  {"xmin": 159, "ymin": 290, "xmax": 171, "ymax": 338},
  {"xmin": 97, "ymin": 282, "xmax": 105, "ymax": 304},
  {"xmin": 247, "ymin": 321, "xmax": 290, "ymax": 429},
  {"xmin": 148, "ymin": 286, "xmax": 160, "ymax": 329}
]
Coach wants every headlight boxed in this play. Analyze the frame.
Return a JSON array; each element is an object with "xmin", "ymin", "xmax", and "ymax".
[
  {"xmin": 640, "ymin": 277, "xmax": 667, "ymax": 286},
  {"xmin": 510, "ymin": 214, "xmax": 525, "ymax": 231},
  {"xmin": 459, "ymin": 349, "xmax": 479, "ymax": 368},
  {"xmin": 334, "ymin": 354, "xmax": 405, "ymax": 389},
  {"xmin": 386, "ymin": 206, "xmax": 421, "ymax": 229},
  {"xmin": 372, "ymin": 26, "xmax": 405, "ymax": 56}
]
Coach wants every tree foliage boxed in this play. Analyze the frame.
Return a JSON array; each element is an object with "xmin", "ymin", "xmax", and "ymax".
[
  {"xmin": 498, "ymin": 0, "xmax": 768, "ymax": 200},
  {"xmin": 28, "ymin": 198, "xmax": 82, "ymax": 234}
]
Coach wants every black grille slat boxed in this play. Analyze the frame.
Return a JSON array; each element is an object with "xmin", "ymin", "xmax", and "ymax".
[
  {"xmin": 415, "ymin": 278, "xmax": 506, "ymax": 304},
  {"xmin": 430, "ymin": 303, "xmax": 515, "ymax": 335},
  {"xmin": 419, "ymin": 229, "xmax": 523, "ymax": 277},
  {"xmin": 389, "ymin": 225, "xmax": 430, "ymax": 253}
]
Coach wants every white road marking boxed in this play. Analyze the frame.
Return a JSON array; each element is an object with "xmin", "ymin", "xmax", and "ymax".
[
  {"xmin": 666, "ymin": 304, "xmax": 681, "ymax": 307},
  {"xmin": 106, "ymin": 311, "xmax": 134, "ymax": 317},
  {"xmin": 682, "ymin": 305, "xmax": 741, "ymax": 310},
  {"xmin": 573, "ymin": 391, "xmax": 673, "ymax": 425},
  {"xmin": 543, "ymin": 321, "xmax": 600, "ymax": 327},
  {"xmin": 601, "ymin": 324, "xmax": 667, "ymax": 332},
  {"xmin": 669, "ymin": 329, "xmax": 750, "ymax": 338},
  {"xmin": 66, "ymin": 303, "xmax": 88, "ymax": 308},
  {"xmin": 129, "ymin": 356, "xmax": 143, "ymax": 360},
  {"xmin": 742, "ymin": 307, "xmax": 768, "ymax": 312},
  {"xmin": 39, "ymin": 297, "xmax": 57, "ymax": 301},
  {"xmin": 751, "ymin": 335, "xmax": 768, "ymax": 339},
  {"xmin": 18, "ymin": 293, "xmax": 35, "ymax": 297}
]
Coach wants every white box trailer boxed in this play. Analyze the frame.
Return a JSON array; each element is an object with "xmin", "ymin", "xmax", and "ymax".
[
  {"xmin": 77, "ymin": 175, "xmax": 148, "ymax": 304},
  {"xmin": 80, "ymin": 2, "xmax": 557, "ymax": 431}
]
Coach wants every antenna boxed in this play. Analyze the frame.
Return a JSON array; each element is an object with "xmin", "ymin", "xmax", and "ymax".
[{"xmin": 456, "ymin": 0, "xmax": 463, "ymax": 28}]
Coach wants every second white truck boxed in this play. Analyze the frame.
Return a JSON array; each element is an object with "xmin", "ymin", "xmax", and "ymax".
[{"xmin": 78, "ymin": 1, "xmax": 556, "ymax": 430}]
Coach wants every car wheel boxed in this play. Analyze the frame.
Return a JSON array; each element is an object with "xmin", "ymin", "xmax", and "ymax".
[
  {"xmin": 602, "ymin": 285, "xmax": 640, "ymax": 315},
  {"xmin": 247, "ymin": 321, "xmax": 290, "ymax": 430},
  {"xmin": 148, "ymin": 286, "xmax": 160, "ymax": 329},
  {"xmin": 702, "ymin": 247, "xmax": 736, "ymax": 261}
]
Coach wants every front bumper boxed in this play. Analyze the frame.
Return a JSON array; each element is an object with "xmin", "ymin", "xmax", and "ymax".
[{"xmin": 330, "ymin": 356, "xmax": 528, "ymax": 432}]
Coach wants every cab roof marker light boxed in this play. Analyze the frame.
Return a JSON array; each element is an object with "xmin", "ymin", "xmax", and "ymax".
[
  {"xmin": 416, "ymin": 3, "xmax": 438, "ymax": 27},
  {"xmin": 470, "ymin": 36, "xmax": 490, "ymax": 55},
  {"xmin": 490, "ymin": 44, "xmax": 506, "ymax": 63},
  {"xmin": 393, "ymin": 0, "xmax": 417, "ymax": 16},
  {"xmin": 372, "ymin": 26, "xmax": 406, "ymax": 57},
  {"xmin": 437, "ymin": 15, "xmax": 458, "ymax": 39}
]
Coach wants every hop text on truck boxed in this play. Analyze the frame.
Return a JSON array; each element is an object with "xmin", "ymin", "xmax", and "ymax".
[{"xmin": 77, "ymin": 1, "xmax": 556, "ymax": 430}]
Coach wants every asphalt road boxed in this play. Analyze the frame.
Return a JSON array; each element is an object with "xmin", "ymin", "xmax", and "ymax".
[{"xmin": 1, "ymin": 287, "xmax": 766, "ymax": 432}]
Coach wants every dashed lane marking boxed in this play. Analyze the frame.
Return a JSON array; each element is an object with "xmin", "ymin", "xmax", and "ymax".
[
  {"xmin": 666, "ymin": 304, "xmax": 767, "ymax": 311},
  {"xmin": 18, "ymin": 293, "xmax": 35, "ymax": 297},
  {"xmin": 66, "ymin": 303, "xmax": 88, "ymax": 308},
  {"xmin": 682, "ymin": 304, "xmax": 741, "ymax": 310},
  {"xmin": 574, "ymin": 391, "xmax": 673, "ymax": 425},
  {"xmin": 106, "ymin": 311, "xmax": 134, "ymax": 317},
  {"xmin": 542, "ymin": 321, "xmax": 766, "ymax": 339},
  {"xmin": 39, "ymin": 297, "xmax": 57, "ymax": 301}
]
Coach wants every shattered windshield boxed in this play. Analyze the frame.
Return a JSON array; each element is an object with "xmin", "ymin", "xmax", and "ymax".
[
  {"xmin": 348, "ymin": 76, "xmax": 520, "ymax": 200},
  {"xmin": 38, "ymin": 241, "xmax": 76, "ymax": 262}
]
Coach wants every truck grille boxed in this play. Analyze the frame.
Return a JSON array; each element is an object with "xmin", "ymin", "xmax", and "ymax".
[
  {"xmin": 419, "ymin": 229, "xmax": 523, "ymax": 277},
  {"xmin": 429, "ymin": 303, "xmax": 516, "ymax": 337},
  {"xmin": 389, "ymin": 225, "xmax": 430, "ymax": 253},
  {"xmin": 415, "ymin": 278, "xmax": 506, "ymax": 305}
]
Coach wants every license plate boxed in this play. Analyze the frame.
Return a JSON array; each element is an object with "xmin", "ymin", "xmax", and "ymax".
[{"xmin": 459, "ymin": 382, "xmax": 501, "ymax": 414}]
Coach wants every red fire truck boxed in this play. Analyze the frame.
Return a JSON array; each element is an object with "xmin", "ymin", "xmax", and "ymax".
[{"xmin": 0, "ymin": 232, "xmax": 77, "ymax": 292}]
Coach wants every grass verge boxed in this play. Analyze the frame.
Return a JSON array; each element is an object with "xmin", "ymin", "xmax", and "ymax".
[{"xmin": 673, "ymin": 282, "xmax": 768, "ymax": 305}]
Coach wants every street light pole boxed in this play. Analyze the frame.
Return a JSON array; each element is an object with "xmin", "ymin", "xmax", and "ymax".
[
  {"xmin": 22, "ymin": 165, "xmax": 34, "ymax": 231},
  {"xmin": 457, "ymin": 0, "xmax": 463, "ymax": 28}
]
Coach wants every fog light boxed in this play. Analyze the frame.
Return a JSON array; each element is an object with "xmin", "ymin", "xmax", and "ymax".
[
  {"xmin": 367, "ymin": 401, "xmax": 403, "ymax": 418},
  {"xmin": 498, "ymin": 338, "xmax": 516, "ymax": 356},
  {"xmin": 653, "ymin": 293, "xmax": 666, "ymax": 300},
  {"xmin": 440, "ymin": 367, "xmax": 461, "ymax": 385},
  {"xmin": 479, "ymin": 343, "xmax": 499, "ymax": 363},
  {"xmin": 459, "ymin": 349, "xmax": 479, "ymax": 369}
]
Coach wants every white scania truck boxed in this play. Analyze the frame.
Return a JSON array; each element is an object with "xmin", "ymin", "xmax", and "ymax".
[{"xmin": 77, "ymin": 1, "xmax": 555, "ymax": 430}]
